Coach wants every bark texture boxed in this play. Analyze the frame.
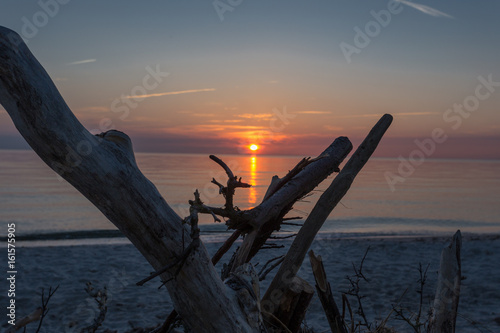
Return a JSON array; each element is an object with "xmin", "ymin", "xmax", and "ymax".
[{"xmin": 0, "ymin": 26, "xmax": 257, "ymax": 333}]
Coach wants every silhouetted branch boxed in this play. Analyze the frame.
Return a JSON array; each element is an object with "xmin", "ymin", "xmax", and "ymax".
[
  {"xmin": 137, "ymin": 191, "xmax": 202, "ymax": 287},
  {"xmin": 345, "ymin": 247, "xmax": 371, "ymax": 330},
  {"xmin": 80, "ymin": 283, "xmax": 108, "ymax": 333},
  {"xmin": 209, "ymin": 155, "xmax": 251, "ymax": 211},
  {"xmin": 35, "ymin": 285, "xmax": 59, "ymax": 333},
  {"xmin": 211, "ymin": 230, "xmax": 242, "ymax": 265},
  {"xmin": 309, "ymin": 250, "xmax": 347, "ymax": 333},
  {"xmin": 258, "ymin": 255, "xmax": 285, "ymax": 281},
  {"xmin": 5, "ymin": 307, "xmax": 42, "ymax": 333},
  {"xmin": 269, "ymin": 233, "xmax": 297, "ymax": 240},
  {"xmin": 262, "ymin": 114, "xmax": 393, "ymax": 311}
]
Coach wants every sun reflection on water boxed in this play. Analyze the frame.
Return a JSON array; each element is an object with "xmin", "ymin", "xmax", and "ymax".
[{"xmin": 249, "ymin": 156, "xmax": 257, "ymax": 204}]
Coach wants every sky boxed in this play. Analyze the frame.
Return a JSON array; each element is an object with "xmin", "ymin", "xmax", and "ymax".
[{"xmin": 0, "ymin": 0, "xmax": 499, "ymax": 158}]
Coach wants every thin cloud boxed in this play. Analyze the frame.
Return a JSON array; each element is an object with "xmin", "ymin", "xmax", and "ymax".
[
  {"xmin": 340, "ymin": 112, "xmax": 438, "ymax": 118},
  {"xmin": 192, "ymin": 113, "xmax": 215, "ymax": 117},
  {"xmin": 397, "ymin": 0, "xmax": 453, "ymax": 18},
  {"xmin": 209, "ymin": 119, "xmax": 244, "ymax": 123},
  {"xmin": 395, "ymin": 112, "xmax": 439, "ymax": 116},
  {"xmin": 324, "ymin": 125, "xmax": 343, "ymax": 131},
  {"xmin": 296, "ymin": 111, "xmax": 332, "ymax": 115},
  {"xmin": 67, "ymin": 59, "xmax": 97, "ymax": 65},
  {"xmin": 162, "ymin": 124, "xmax": 263, "ymax": 135},
  {"xmin": 127, "ymin": 88, "xmax": 216, "ymax": 99},
  {"xmin": 77, "ymin": 106, "xmax": 109, "ymax": 113},
  {"xmin": 237, "ymin": 113, "xmax": 274, "ymax": 120}
]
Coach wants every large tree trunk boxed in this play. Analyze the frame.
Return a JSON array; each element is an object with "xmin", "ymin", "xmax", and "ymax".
[{"xmin": 0, "ymin": 26, "xmax": 257, "ymax": 333}]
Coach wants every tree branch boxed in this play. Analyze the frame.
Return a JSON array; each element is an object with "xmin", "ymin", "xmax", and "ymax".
[
  {"xmin": 229, "ymin": 137, "xmax": 353, "ymax": 272},
  {"xmin": 210, "ymin": 155, "xmax": 251, "ymax": 211},
  {"xmin": 262, "ymin": 114, "xmax": 393, "ymax": 308}
]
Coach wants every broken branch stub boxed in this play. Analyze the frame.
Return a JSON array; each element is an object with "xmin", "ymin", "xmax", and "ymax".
[
  {"xmin": 428, "ymin": 230, "xmax": 462, "ymax": 333},
  {"xmin": 309, "ymin": 250, "xmax": 347, "ymax": 333}
]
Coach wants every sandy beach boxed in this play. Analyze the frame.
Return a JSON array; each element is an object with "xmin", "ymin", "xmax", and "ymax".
[{"xmin": 2, "ymin": 233, "xmax": 499, "ymax": 332}]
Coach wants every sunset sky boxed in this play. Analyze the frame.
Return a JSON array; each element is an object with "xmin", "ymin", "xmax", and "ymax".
[{"xmin": 0, "ymin": 1, "xmax": 499, "ymax": 158}]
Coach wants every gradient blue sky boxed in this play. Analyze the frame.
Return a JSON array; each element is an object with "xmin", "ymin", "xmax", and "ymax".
[{"xmin": 0, "ymin": 0, "xmax": 499, "ymax": 158}]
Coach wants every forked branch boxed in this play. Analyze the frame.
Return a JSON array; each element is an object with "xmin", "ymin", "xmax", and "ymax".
[{"xmin": 210, "ymin": 154, "xmax": 251, "ymax": 211}]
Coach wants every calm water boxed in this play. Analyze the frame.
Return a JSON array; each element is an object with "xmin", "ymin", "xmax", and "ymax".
[{"xmin": 1, "ymin": 149, "xmax": 499, "ymax": 242}]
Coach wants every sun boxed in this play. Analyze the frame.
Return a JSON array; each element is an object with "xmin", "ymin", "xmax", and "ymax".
[{"xmin": 249, "ymin": 144, "xmax": 259, "ymax": 152}]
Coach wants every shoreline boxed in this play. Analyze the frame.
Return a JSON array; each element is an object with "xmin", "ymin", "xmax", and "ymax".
[
  {"xmin": 1, "ymin": 235, "xmax": 499, "ymax": 332},
  {"xmin": 4, "ymin": 230, "xmax": 500, "ymax": 248}
]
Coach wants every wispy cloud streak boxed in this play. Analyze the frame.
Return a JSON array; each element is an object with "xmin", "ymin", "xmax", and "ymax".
[
  {"xmin": 396, "ymin": 0, "xmax": 453, "ymax": 18},
  {"xmin": 340, "ymin": 112, "xmax": 438, "ymax": 119},
  {"xmin": 127, "ymin": 88, "xmax": 216, "ymax": 99},
  {"xmin": 295, "ymin": 111, "xmax": 332, "ymax": 115},
  {"xmin": 67, "ymin": 59, "xmax": 97, "ymax": 65},
  {"xmin": 237, "ymin": 113, "xmax": 273, "ymax": 119}
]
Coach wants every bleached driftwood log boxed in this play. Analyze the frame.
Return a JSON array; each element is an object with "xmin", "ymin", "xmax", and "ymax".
[
  {"xmin": 262, "ymin": 114, "xmax": 392, "ymax": 311},
  {"xmin": 428, "ymin": 230, "xmax": 462, "ymax": 333},
  {"xmin": 0, "ymin": 24, "xmax": 394, "ymax": 332},
  {"xmin": 0, "ymin": 26, "xmax": 258, "ymax": 333}
]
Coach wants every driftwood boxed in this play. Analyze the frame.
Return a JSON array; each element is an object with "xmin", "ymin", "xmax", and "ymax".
[
  {"xmin": 194, "ymin": 138, "xmax": 353, "ymax": 273},
  {"xmin": 309, "ymin": 250, "xmax": 347, "ymax": 333},
  {"xmin": 428, "ymin": 230, "xmax": 462, "ymax": 333},
  {"xmin": 272, "ymin": 276, "xmax": 314, "ymax": 333},
  {"xmin": 175, "ymin": 139, "xmax": 351, "ymax": 276},
  {"xmin": 0, "ymin": 26, "xmax": 258, "ymax": 333},
  {"xmin": 262, "ymin": 114, "xmax": 393, "ymax": 311},
  {"xmin": 0, "ymin": 24, "xmax": 396, "ymax": 332}
]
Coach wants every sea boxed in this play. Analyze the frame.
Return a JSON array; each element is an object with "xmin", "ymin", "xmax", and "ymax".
[{"xmin": 1, "ymin": 149, "xmax": 499, "ymax": 246}]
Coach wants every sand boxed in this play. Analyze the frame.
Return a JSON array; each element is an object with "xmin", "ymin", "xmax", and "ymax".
[{"xmin": 2, "ymin": 234, "xmax": 500, "ymax": 332}]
